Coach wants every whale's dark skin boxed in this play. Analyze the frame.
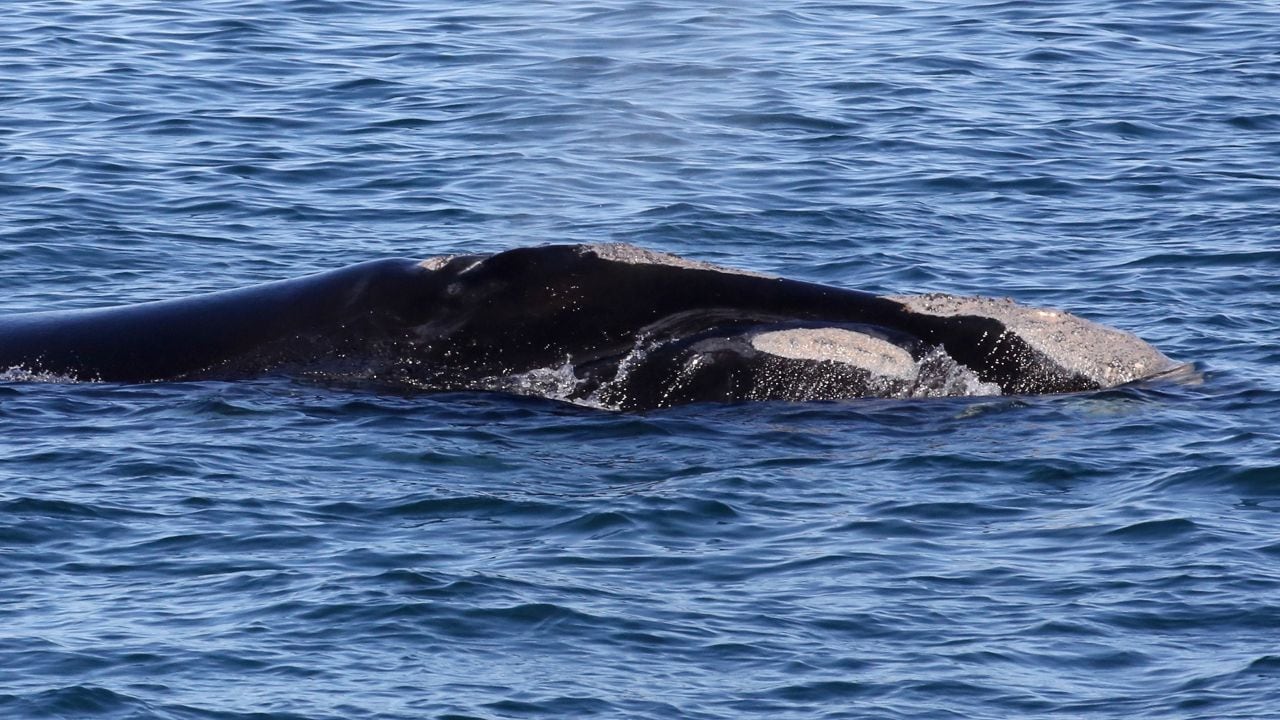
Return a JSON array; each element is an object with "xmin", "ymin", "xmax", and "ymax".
[
  {"xmin": 0, "ymin": 243, "xmax": 1177, "ymax": 409},
  {"xmin": 0, "ymin": 259, "xmax": 439, "ymax": 383}
]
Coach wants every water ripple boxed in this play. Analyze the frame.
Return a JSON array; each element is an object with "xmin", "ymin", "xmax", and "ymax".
[{"xmin": 2, "ymin": 1, "xmax": 1278, "ymax": 719}]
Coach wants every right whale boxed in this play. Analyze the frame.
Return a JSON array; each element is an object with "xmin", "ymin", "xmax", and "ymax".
[{"xmin": 0, "ymin": 243, "xmax": 1181, "ymax": 410}]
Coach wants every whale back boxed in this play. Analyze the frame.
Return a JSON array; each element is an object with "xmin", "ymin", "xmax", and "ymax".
[{"xmin": 0, "ymin": 243, "xmax": 1178, "ymax": 409}]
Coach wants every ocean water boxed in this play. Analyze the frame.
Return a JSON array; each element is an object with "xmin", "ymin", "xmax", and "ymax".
[{"xmin": 2, "ymin": 1, "xmax": 1279, "ymax": 718}]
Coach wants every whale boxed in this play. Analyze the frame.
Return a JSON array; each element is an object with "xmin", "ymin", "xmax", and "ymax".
[{"xmin": 0, "ymin": 243, "xmax": 1180, "ymax": 410}]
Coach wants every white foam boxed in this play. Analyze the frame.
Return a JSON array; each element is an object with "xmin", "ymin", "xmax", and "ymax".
[{"xmin": 580, "ymin": 243, "xmax": 775, "ymax": 278}]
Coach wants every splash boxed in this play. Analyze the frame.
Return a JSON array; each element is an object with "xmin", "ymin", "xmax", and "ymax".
[
  {"xmin": 479, "ymin": 359, "xmax": 609, "ymax": 410},
  {"xmin": 469, "ymin": 332, "xmax": 1004, "ymax": 411},
  {"xmin": 0, "ymin": 366, "xmax": 81, "ymax": 383}
]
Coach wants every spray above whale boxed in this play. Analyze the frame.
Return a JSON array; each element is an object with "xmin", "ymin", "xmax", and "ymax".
[{"xmin": 0, "ymin": 243, "xmax": 1180, "ymax": 410}]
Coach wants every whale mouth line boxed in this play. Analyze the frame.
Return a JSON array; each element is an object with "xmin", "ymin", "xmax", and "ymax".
[{"xmin": 0, "ymin": 243, "xmax": 1181, "ymax": 411}]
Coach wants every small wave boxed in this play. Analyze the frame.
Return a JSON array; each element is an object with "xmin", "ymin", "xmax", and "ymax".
[{"xmin": 1104, "ymin": 517, "xmax": 1199, "ymax": 540}]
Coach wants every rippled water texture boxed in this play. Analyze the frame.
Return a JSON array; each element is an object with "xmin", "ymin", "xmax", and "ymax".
[{"xmin": 2, "ymin": 2, "xmax": 1279, "ymax": 719}]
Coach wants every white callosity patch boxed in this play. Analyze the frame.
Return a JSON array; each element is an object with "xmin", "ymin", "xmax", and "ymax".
[
  {"xmin": 889, "ymin": 293, "xmax": 1178, "ymax": 387},
  {"xmin": 751, "ymin": 328, "xmax": 916, "ymax": 380},
  {"xmin": 747, "ymin": 327, "xmax": 1000, "ymax": 399},
  {"xmin": 581, "ymin": 243, "xmax": 776, "ymax": 279},
  {"xmin": 418, "ymin": 255, "xmax": 485, "ymax": 274},
  {"xmin": 417, "ymin": 255, "xmax": 458, "ymax": 271}
]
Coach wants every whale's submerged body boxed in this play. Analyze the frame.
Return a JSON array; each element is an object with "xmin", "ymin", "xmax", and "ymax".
[{"xmin": 0, "ymin": 243, "xmax": 1180, "ymax": 410}]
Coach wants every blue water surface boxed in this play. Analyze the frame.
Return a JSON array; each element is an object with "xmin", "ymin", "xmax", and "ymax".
[{"xmin": 3, "ymin": 1, "xmax": 1279, "ymax": 718}]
